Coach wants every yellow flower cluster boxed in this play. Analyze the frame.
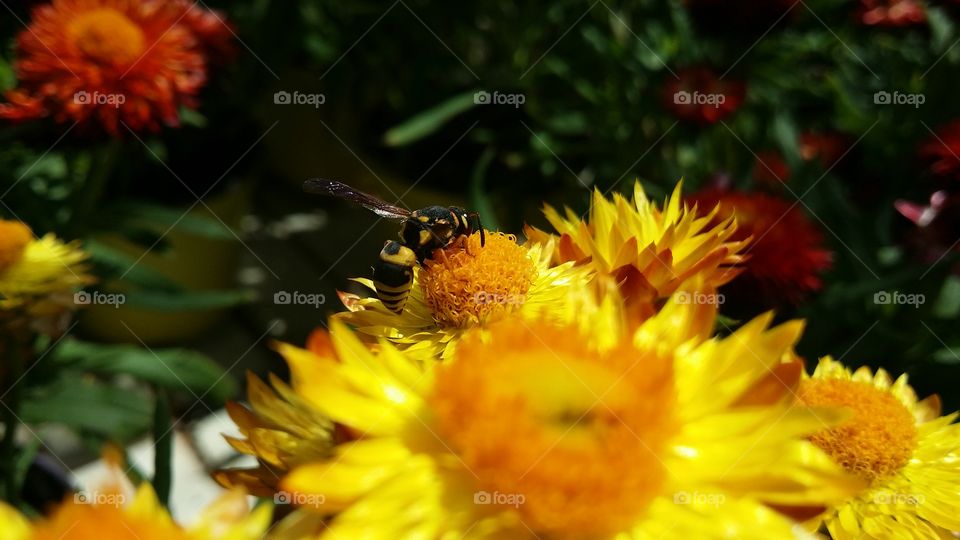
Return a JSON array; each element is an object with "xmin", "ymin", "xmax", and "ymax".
[
  {"xmin": 218, "ymin": 181, "xmax": 960, "ymax": 539},
  {"xmin": 0, "ymin": 219, "xmax": 91, "ymax": 314},
  {"xmin": 0, "ymin": 482, "xmax": 269, "ymax": 540}
]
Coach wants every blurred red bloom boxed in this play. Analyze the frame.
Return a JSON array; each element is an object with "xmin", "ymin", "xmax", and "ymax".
[
  {"xmin": 799, "ymin": 131, "xmax": 852, "ymax": 169},
  {"xmin": 663, "ymin": 67, "xmax": 746, "ymax": 125},
  {"xmin": 896, "ymin": 190, "xmax": 948, "ymax": 228},
  {"xmin": 688, "ymin": 188, "xmax": 832, "ymax": 303},
  {"xmin": 859, "ymin": 0, "xmax": 926, "ymax": 26},
  {"xmin": 753, "ymin": 150, "xmax": 791, "ymax": 187},
  {"xmin": 920, "ymin": 120, "xmax": 960, "ymax": 182},
  {"xmin": 896, "ymin": 191, "xmax": 960, "ymax": 264},
  {"xmin": 0, "ymin": 0, "xmax": 234, "ymax": 136}
]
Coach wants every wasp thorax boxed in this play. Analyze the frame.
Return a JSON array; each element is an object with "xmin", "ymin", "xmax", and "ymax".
[{"xmin": 419, "ymin": 232, "xmax": 536, "ymax": 328}]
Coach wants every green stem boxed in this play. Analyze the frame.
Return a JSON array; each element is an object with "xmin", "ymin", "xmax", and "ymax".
[
  {"xmin": 1, "ymin": 335, "xmax": 24, "ymax": 506},
  {"xmin": 152, "ymin": 388, "xmax": 173, "ymax": 508},
  {"xmin": 470, "ymin": 147, "xmax": 499, "ymax": 232},
  {"xmin": 75, "ymin": 139, "xmax": 121, "ymax": 231}
]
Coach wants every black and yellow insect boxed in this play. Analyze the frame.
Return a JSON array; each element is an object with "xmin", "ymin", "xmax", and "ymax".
[{"xmin": 304, "ymin": 179, "xmax": 484, "ymax": 313}]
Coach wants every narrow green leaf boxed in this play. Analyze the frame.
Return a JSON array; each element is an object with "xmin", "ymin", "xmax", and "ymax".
[
  {"xmin": 933, "ymin": 347, "xmax": 960, "ymax": 365},
  {"xmin": 122, "ymin": 288, "xmax": 255, "ymax": 312},
  {"xmin": 21, "ymin": 379, "xmax": 152, "ymax": 441},
  {"xmin": 49, "ymin": 340, "xmax": 237, "ymax": 403},
  {"xmin": 383, "ymin": 91, "xmax": 479, "ymax": 147},
  {"xmin": 84, "ymin": 240, "xmax": 181, "ymax": 292},
  {"xmin": 114, "ymin": 202, "xmax": 235, "ymax": 240}
]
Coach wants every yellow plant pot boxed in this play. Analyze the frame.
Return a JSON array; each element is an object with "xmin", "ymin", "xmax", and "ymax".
[{"xmin": 78, "ymin": 183, "xmax": 250, "ymax": 345}]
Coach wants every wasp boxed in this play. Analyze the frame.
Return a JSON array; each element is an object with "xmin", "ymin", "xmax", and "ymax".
[{"xmin": 304, "ymin": 179, "xmax": 485, "ymax": 313}]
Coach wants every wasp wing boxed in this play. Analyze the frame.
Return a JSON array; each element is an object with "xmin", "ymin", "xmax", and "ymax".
[{"xmin": 304, "ymin": 178, "xmax": 411, "ymax": 220}]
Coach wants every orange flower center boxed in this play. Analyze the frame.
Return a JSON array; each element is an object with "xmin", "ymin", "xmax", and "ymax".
[
  {"xmin": 419, "ymin": 232, "xmax": 536, "ymax": 328},
  {"xmin": 798, "ymin": 378, "xmax": 917, "ymax": 483},
  {"xmin": 68, "ymin": 8, "xmax": 146, "ymax": 65},
  {"xmin": 0, "ymin": 220, "xmax": 33, "ymax": 272},
  {"xmin": 429, "ymin": 321, "xmax": 676, "ymax": 534}
]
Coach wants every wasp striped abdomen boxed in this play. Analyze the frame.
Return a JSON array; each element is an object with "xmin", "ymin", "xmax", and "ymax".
[{"xmin": 373, "ymin": 241, "xmax": 417, "ymax": 313}]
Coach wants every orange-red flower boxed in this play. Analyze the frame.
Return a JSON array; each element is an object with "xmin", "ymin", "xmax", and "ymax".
[
  {"xmin": 663, "ymin": 67, "xmax": 746, "ymax": 125},
  {"xmin": 859, "ymin": 0, "xmax": 926, "ymax": 26},
  {"xmin": 687, "ymin": 188, "xmax": 832, "ymax": 304},
  {"xmin": 0, "ymin": 0, "xmax": 233, "ymax": 136},
  {"xmin": 174, "ymin": 0, "xmax": 236, "ymax": 61}
]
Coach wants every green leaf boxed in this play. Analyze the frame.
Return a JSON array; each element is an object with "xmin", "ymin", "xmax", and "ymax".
[
  {"xmin": 21, "ymin": 378, "xmax": 152, "ymax": 441},
  {"xmin": 13, "ymin": 438, "xmax": 40, "ymax": 501},
  {"xmin": 934, "ymin": 274, "xmax": 960, "ymax": 319},
  {"xmin": 933, "ymin": 347, "xmax": 960, "ymax": 365},
  {"xmin": 49, "ymin": 339, "xmax": 237, "ymax": 403},
  {"xmin": 16, "ymin": 153, "xmax": 67, "ymax": 182},
  {"xmin": 383, "ymin": 91, "xmax": 479, "ymax": 146},
  {"xmin": 114, "ymin": 202, "xmax": 236, "ymax": 240},
  {"xmin": 84, "ymin": 239, "xmax": 181, "ymax": 292},
  {"xmin": 927, "ymin": 7, "xmax": 955, "ymax": 52},
  {"xmin": 178, "ymin": 107, "xmax": 208, "ymax": 128},
  {"xmin": 122, "ymin": 288, "xmax": 255, "ymax": 312},
  {"xmin": 0, "ymin": 56, "xmax": 15, "ymax": 92}
]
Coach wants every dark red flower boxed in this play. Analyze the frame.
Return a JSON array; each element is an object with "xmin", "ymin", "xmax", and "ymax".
[
  {"xmin": 687, "ymin": 188, "xmax": 832, "ymax": 304},
  {"xmin": 859, "ymin": 0, "xmax": 926, "ymax": 26},
  {"xmin": 799, "ymin": 131, "xmax": 852, "ymax": 169},
  {"xmin": 920, "ymin": 120, "xmax": 960, "ymax": 182},
  {"xmin": 663, "ymin": 67, "xmax": 746, "ymax": 125},
  {"xmin": 753, "ymin": 150, "xmax": 791, "ymax": 187}
]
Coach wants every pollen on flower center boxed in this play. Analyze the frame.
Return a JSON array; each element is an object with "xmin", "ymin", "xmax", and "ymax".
[
  {"xmin": 798, "ymin": 378, "xmax": 917, "ymax": 483},
  {"xmin": 429, "ymin": 321, "xmax": 676, "ymax": 534},
  {"xmin": 68, "ymin": 8, "xmax": 146, "ymax": 65},
  {"xmin": 0, "ymin": 220, "xmax": 33, "ymax": 272},
  {"xmin": 419, "ymin": 232, "xmax": 536, "ymax": 328}
]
